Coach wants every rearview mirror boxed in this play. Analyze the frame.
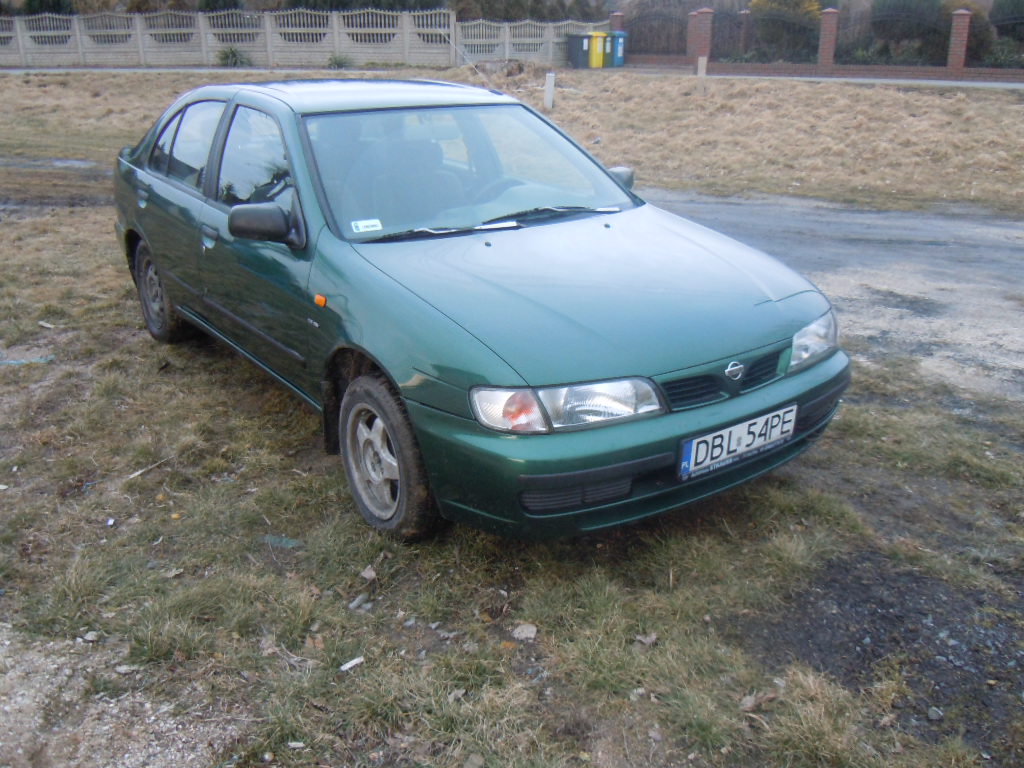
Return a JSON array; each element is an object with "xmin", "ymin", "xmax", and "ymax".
[
  {"xmin": 229, "ymin": 203, "xmax": 292, "ymax": 243},
  {"xmin": 608, "ymin": 166, "xmax": 635, "ymax": 190}
]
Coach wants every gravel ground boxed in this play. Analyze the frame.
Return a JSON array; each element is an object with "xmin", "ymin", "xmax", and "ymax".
[{"xmin": 0, "ymin": 623, "xmax": 243, "ymax": 768}]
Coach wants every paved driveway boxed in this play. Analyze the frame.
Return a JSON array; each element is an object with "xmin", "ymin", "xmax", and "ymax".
[{"xmin": 644, "ymin": 189, "xmax": 1024, "ymax": 402}]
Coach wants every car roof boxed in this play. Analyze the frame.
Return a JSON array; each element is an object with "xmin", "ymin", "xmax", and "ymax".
[{"xmin": 188, "ymin": 79, "xmax": 520, "ymax": 114}]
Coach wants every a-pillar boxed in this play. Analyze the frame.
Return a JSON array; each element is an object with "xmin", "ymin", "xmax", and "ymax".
[{"xmin": 947, "ymin": 9, "xmax": 971, "ymax": 73}]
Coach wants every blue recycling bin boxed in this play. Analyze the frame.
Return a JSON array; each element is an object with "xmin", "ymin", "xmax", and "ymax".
[{"xmin": 609, "ymin": 31, "xmax": 627, "ymax": 67}]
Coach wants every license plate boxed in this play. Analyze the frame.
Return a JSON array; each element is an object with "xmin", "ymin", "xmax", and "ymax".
[{"xmin": 680, "ymin": 404, "xmax": 798, "ymax": 481}]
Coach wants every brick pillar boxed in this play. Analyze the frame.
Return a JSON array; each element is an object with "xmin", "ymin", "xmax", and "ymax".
[
  {"xmin": 739, "ymin": 10, "xmax": 751, "ymax": 54},
  {"xmin": 609, "ymin": 11, "xmax": 625, "ymax": 32},
  {"xmin": 687, "ymin": 8, "xmax": 714, "ymax": 62},
  {"xmin": 818, "ymin": 8, "xmax": 839, "ymax": 70},
  {"xmin": 947, "ymin": 9, "xmax": 971, "ymax": 72}
]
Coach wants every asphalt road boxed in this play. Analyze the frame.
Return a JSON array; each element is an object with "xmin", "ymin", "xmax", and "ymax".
[{"xmin": 643, "ymin": 189, "xmax": 1024, "ymax": 402}]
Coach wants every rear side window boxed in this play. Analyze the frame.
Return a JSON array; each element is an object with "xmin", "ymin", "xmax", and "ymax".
[
  {"xmin": 216, "ymin": 106, "xmax": 294, "ymax": 209},
  {"xmin": 149, "ymin": 101, "xmax": 225, "ymax": 190},
  {"xmin": 149, "ymin": 111, "xmax": 181, "ymax": 176}
]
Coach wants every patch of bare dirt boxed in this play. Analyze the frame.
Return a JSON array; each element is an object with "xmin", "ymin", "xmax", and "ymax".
[
  {"xmin": 723, "ymin": 550, "xmax": 1024, "ymax": 766},
  {"xmin": 0, "ymin": 622, "xmax": 245, "ymax": 768}
]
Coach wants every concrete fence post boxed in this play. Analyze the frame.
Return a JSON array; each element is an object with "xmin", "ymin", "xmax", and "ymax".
[
  {"xmin": 263, "ymin": 13, "xmax": 274, "ymax": 68},
  {"xmin": 947, "ymin": 9, "xmax": 971, "ymax": 72},
  {"xmin": 818, "ymin": 8, "xmax": 839, "ymax": 71},
  {"xmin": 72, "ymin": 15, "xmax": 85, "ymax": 66},
  {"xmin": 400, "ymin": 11, "xmax": 411, "ymax": 66},
  {"xmin": 13, "ymin": 16, "xmax": 27, "ymax": 67},
  {"xmin": 739, "ymin": 9, "xmax": 750, "ymax": 54},
  {"xmin": 198, "ymin": 13, "xmax": 210, "ymax": 66},
  {"xmin": 134, "ymin": 14, "xmax": 147, "ymax": 67},
  {"xmin": 686, "ymin": 8, "xmax": 714, "ymax": 63}
]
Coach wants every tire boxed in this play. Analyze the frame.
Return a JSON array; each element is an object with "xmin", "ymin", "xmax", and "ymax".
[
  {"xmin": 134, "ymin": 242, "xmax": 186, "ymax": 343},
  {"xmin": 340, "ymin": 374, "xmax": 441, "ymax": 540}
]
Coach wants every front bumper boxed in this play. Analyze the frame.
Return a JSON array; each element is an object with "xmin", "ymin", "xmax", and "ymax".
[{"xmin": 408, "ymin": 351, "xmax": 851, "ymax": 538}]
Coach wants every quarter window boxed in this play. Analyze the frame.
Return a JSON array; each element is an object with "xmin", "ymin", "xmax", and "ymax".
[
  {"xmin": 161, "ymin": 101, "xmax": 225, "ymax": 190},
  {"xmin": 217, "ymin": 106, "xmax": 294, "ymax": 209},
  {"xmin": 149, "ymin": 111, "xmax": 181, "ymax": 176}
]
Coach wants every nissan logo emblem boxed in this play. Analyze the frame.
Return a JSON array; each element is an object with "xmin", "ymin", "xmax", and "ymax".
[{"xmin": 725, "ymin": 361, "xmax": 745, "ymax": 381}]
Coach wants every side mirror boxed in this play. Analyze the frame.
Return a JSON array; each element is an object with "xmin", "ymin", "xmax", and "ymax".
[
  {"xmin": 608, "ymin": 166, "xmax": 635, "ymax": 190},
  {"xmin": 229, "ymin": 202, "xmax": 292, "ymax": 243}
]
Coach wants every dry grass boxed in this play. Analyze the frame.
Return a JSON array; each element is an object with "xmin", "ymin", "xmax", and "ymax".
[
  {"xmin": 1, "ymin": 68, "xmax": 1022, "ymax": 210},
  {"xmin": 1, "ymin": 67, "xmax": 1023, "ymax": 767}
]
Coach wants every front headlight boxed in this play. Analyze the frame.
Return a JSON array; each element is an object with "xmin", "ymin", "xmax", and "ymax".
[
  {"xmin": 789, "ymin": 309, "xmax": 838, "ymax": 372},
  {"xmin": 471, "ymin": 378, "xmax": 664, "ymax": 433}
]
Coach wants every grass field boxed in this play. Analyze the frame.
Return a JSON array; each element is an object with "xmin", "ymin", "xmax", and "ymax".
[{"xmin": 1, "ymin": 68, "xmax": 1022, "ymax": 767}]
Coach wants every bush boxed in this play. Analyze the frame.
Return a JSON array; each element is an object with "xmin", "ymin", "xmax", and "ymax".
[
  {"xmin": 991, "ymin": 0, "xmax": 1024, "ymax": 42},
  {"xmin": 872, "ymin": 0, "xmax": 994, "ymax": 64},
  {"xmin": 326, "ymin": 53, "xmax": 352, "ymax": 69},
  {"xmin": 22, "ymin": 0, "xmax": 74, "ymax": 13},
  {"xmin": 982, "ymin": 35, "xmax": 1024, "ymax": 66},
  {"xmin": 217, "ymin": 46, "xmax": 252, "ymax": 67},
  {"xmin": 199, "ymin": 0, "xmax": 241, "ymax": 9},
  {"xmin": 871, "ymin": 0, "xmax": 941, "ymax": 42},
  {"xmin": 749, "ymin": 0, "xmax": 822, "ymax": 60}
]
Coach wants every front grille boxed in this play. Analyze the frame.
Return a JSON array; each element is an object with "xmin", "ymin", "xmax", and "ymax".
[
  {"xmin": 661, "ymin": 375, "xmax": 723, "ymax": 409},
  {"xmin": 741, "ymin": 351, "xmax": 782, "ymax": 390},
  {"xmin": 521, "ymin": 477, "xmax": 632, "ymax": 513}
]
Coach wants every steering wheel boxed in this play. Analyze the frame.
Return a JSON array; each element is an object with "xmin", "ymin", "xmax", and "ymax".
[{"xmin": 474, "ymin": 177, "xmax": 523, "ymax": 203}]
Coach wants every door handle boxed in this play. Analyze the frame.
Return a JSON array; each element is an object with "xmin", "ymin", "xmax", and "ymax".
[{"xmin": 200, "ymin": 224, "xmax": 219, "ymax": 249}]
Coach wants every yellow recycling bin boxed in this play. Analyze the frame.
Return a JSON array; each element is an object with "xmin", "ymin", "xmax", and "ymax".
[{"xmin": 588, "ymin": 32, "xmax": 607, "ymax": 68}]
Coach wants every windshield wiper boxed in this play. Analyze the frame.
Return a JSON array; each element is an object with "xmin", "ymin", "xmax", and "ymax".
[
  {"xmin": 480, "ymin": 205, "xmax": 620, "ymax": 226},
  {"xmin": 361, "ymin": 220, "xmax": 518, "ymax": 244}
]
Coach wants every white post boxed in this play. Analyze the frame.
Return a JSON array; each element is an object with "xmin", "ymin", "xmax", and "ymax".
[
  {"xmin": 543, "ymin": 71, "xmax": 555, "ymax": 110},
  {"xmin": 697, "ymin": 55, "xmax": 708, "ymax": 95}
]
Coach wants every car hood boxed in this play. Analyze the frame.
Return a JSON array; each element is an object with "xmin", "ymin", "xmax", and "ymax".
[{"xmin": 352, "ymin": 204, "xmax": 826, "ymax": 385}]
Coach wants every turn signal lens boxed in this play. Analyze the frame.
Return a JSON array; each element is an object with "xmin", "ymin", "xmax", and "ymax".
[{"xmin": 471, "ymin": 388, "xmax": 547, "ymax": 433}]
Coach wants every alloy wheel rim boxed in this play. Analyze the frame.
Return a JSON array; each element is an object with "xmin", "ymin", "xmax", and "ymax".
[
  {"xmin": 142, "ymin": 259, "xmax": 166, "ymax": 328},
  {"xmin": 347, "ymin": 404, "xmax": 400, "ymax": 520}
]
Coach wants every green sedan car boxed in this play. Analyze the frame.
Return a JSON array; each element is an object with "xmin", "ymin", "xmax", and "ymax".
[{"xmin": 115, "ymin": 79, "xmax": 850, "ymax": 540}]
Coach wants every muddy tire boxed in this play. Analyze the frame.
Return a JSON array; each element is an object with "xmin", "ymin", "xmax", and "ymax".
[
  {"xmin": 340, "ymin": 374, "xmax": 441, "ymax": 540},
  {"xmin": 134, "ymin": 242, "xmax": 186, "ymax": 343}
]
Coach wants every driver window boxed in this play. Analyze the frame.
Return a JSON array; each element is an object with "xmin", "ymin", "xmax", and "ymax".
[{"xmin": 217, "ymin": 106, "xmax": 294, "ymax": 210}]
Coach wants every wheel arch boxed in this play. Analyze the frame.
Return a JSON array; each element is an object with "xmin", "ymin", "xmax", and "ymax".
[
  {"xmin": 320, "ymin": 345, "xmax": 401, "ymax": 455},
  {"xmin": 125, "ymin": 229, "xmax": 143, "ymax": 283}
]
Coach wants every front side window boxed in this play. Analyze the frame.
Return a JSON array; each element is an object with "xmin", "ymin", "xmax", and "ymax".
[
  {"xmin": 216, "ymin": 106, "xmax": 294, "ymax": 209},
  {"xmin": 163, "ymin": 100, "xmax": 225, "ymax": 190}
]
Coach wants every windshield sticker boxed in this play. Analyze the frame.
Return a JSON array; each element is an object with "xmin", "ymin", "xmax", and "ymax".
[{"xmin": 351, "ymin": 219, "xmax": 382, "ymax": 234}]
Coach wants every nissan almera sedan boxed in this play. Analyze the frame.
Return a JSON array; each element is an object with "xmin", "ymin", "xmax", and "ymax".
[{"xmin": 115, "ymin": 79, "xmax": 850, "ymax": 540}]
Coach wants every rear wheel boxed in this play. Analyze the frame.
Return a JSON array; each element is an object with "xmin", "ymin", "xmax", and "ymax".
[
  {"xmin": 134, "ymin": 242, "xmax": 185, "ymax": 343},
  {"xmin": 340, "ymin": 374, "xmax": 440, "ymax": 540}
]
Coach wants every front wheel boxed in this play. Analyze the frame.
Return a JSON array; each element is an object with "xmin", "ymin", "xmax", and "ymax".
[{"xmin": 339, "ymin": 374, "xmax": 440, "ymax": 540}]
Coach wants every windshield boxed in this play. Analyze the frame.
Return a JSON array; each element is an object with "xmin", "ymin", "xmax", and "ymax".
[{"xmin": 304, "ymin": 104, "xmax": 636, "ymax": 242}]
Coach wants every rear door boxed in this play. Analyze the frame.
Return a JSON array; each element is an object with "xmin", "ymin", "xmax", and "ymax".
[
  {"xmin": 133, "ymin": 100, "xmax": 226, "ymax": 307},
  {"xmin": 198, "ymin": 102, "xmax": 313, "ymax": 389}
]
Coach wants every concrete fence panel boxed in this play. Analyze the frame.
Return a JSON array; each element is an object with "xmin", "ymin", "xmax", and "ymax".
[{"xmin": 0, "ymin": 10, "xmax": 605, "ymax": 70}]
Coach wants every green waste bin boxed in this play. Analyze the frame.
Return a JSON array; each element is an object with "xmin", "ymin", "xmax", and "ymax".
[
  {"xmin": 588, "ymin": 31, "xmax": 607, "ymax": 68},
  {"xmin": 566, "ymin": 33, "xmax": 590, "ymax": 69},
  {"xmin": 609, "ymin": 30, "xmax": 627, "ymax": 67}
]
